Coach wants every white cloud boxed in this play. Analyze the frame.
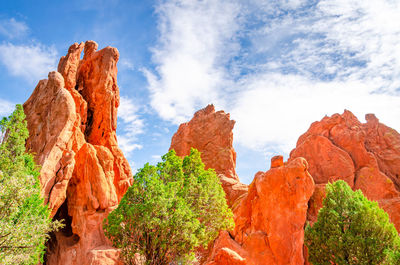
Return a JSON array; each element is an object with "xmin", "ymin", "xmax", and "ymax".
[
  {"xmin": 0, "ymin": 18, "xmax": 29, "ymax": 39},
  {"xmin": 117, "ymin": 96, "xmax": 145, "ymax": 156},
  {"xmin": 148, "ymin": 0, "xmax": 400, "ymax": 156},
  {"xmin": 0, "ymin": 43, "xmax": 58, "ymax": 83},
  {"xmin": 151, "ymin": 155, "xmax": 161, "ymax": 160},
  {"xmin": 117, "ymin": 136, "xmax": 143, "ymax": 153},
  {"xmin": 144, "ymin": 0, "xmax": 241, "ymax": 124},
  {"xmin": 0, "ymin": 99, "xmax": 14, "ymax": 117},
  {"xmin": 231, "ymin": 74, "xmax": 400, "ymax": 152},
  {"xmin": 119, "ymin": 58, "xmax": 134, "ymax": 70}
]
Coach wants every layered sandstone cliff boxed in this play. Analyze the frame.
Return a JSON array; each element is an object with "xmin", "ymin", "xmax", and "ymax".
[{"xmin": 24, "ymin": 41, "xmax": 132, "ymax": 265}]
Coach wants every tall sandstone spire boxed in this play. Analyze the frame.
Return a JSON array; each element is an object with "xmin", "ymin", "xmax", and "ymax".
[
  {"xmin": 23, "ymin": 41, "xmax": 132, "ymax": 265},
  {"xmin": 170, "ymin": 104, "xmax": 248, "ymax": 207}
]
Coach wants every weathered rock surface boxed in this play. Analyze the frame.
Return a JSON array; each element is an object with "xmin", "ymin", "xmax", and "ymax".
[
  {"xmin": 290, "ymin": 110, "xmax": 400, "ymax": 230},
  {"xmin": 25, "ymin": 48, "xmax": 400, "ymax": 265},
  {"xmin": 24, "ymin": 41, "xmax": 132, "ymax": 265},
  {"xmin": 205, "ymin": 157, "xmax": 315, "ymax": 265},
  {"xmin": 205, "ymin": 247, "xmax": 247, "ymax": 265},
  {"xmin": 171, "ymin": 106, "xmax": 314, "ymax": 265},
  {"xmin": 170, "ymin": 104, "xmax": 248, "ymax": 207}
]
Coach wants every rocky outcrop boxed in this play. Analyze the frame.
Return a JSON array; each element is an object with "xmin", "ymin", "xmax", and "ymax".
[
  {"xmin": 24, "ymin": 42, "xmax": 400, "ymax": 265},
  {"xmin": 171, "ymin": 106, "xmax": 314, "ymax": 265},
  {"xmin": 23, "ymin": 41, "xmax": 132, "ymax": 265},
  {"xmin": 170, "ymin": 104, "xmax": 248, "ymax": 207},
  {"xmin": 205, "ymin": 156, "xmax": 315, "ymax": 265},
  {"xmin": 290, "ymin": 110, "xmax": 400, "ymax": 230}
]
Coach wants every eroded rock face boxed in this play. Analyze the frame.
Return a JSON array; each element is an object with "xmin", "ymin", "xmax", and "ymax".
[
  {"xmin": 170, "ymin": 104, "xmax": 248, "ymax": 207},
  {"xmin": 171, "ymin": 106, "xmax": 314, "ymax": 265},
  {"xmin": 290, "ymin": 110, "xmax": 400, "ymax": 230},
  {"xmin": 24, "ymin": 71, "xmax": 77, "ymax": 216},
  {"xmin": 23, "ymin": 41, "xmax": 132, "ymax": 265},
  {"xmin": 205, "ymin": 157, "xmax": 315, "ymax": 265}
]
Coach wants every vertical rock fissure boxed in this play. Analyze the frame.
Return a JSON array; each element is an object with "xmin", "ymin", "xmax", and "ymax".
[
  {"xmin": 44, "ymin": 199, "xmax": 78, "ymax": 264},
  {"xmin": 84, "ymin": 108, "xmax": 94, "ymax": 141}
]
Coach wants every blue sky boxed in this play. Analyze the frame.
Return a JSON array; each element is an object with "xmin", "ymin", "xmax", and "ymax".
[{"xmin": 1, "ymin": 0, "xmax": 400, "ymax": 184}]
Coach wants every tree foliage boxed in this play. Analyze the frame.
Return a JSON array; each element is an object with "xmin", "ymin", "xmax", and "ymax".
[
  {"xmin": 305, "ymin": 180, "xmax": 400, "ymax": 265},
  {"xmin": 0, "ymin": 105, "xmax": 60, "ymax": 264},
  {"xmin": 103, "ymin": 148, "xmax": 234, "ymax": 265}
]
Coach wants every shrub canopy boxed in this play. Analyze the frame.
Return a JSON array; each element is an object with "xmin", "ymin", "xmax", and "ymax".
[
  {"xmin": 0, "ymin": 104, "xmax": 59, "ymax": 264},
  {"xmin": 104, "ymin": 148, "xmax": 234, "ymax": 265},
  {"xmin": 305, "ymin": 180, "xmax": 400, "ymax": 265}
]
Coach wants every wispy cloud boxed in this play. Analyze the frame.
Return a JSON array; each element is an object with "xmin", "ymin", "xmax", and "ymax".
[
  {"xmin": 0, "ymin": 43, "xmax": 58, "ymax": 83},
  {"xmin": 144, "ymin": 0, "xmax": 241, "ymax": 124},
  {"xmin": 117, "ymin": 96, "xmax": 145, "ymax": 156},
  {"xmin": 0, "ymin": 18, "xmax": 29, "ymax": 39},
  {"xmin": 119, "ymin": 58, "xmax": 134, "ymax": 71},
  {"xmin": 231, "ymin": 73, "xmax": 400, "ymax": 152},
  {"xmin": 0, "ymin": 98, "xmax": 14, "ymax": 117},
  {"xmin": 147, "ymin": 0, "xmax": 400, "ymax": 155}
]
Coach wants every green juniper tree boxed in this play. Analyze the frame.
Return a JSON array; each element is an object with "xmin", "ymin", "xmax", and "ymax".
[
  {"xmin": 0, "ymin": 104, "xmax": 60, "ymax": 264},
  {"xmin": 103, "ymin": 148, "xmax": 234, "ymax": 265},
  {"xmin": 305, "ymin": 180, "xmax": 400, "ymax": 265}
]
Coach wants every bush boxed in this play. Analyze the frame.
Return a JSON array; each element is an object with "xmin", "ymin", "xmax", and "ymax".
[
  {"xmin": 103, "ymin": 148, "xmax": 234, "ymax": 265},
  {"xmin": 305, "ymin": 180, "xmax": 400, "ymax": 265},
  {"xmin": 0, "ymin": 105, "xmax": 61, "ymax": 264}
]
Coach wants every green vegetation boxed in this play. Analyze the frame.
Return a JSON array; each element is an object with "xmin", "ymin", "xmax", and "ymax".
[
  {"xmin": 103, "ymin": 148, "xmax": 234, "ymax": 265},
  {"xmin": 305, "ymin": 180, "xmax": 400, "ymax": 265},
  {"xmin": 0, "ymin": 105, "xmax": 60, "ymax": 264}
]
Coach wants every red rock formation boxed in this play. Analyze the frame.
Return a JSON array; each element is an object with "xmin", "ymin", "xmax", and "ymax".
[
  {"xmin": 170, "ymin": 104, "xmax": 248, "ymax": 207},
  {"xmin": 171, "ymin": 106, "xmax": 314, "ymax": 265},
  {"xmin": 205, "ymin": 157, "xmax": 315, "ymax": 265},
  {"xmin": 290, "ymin": 110, "xmax": 400, "ymax": 230},
  {"xmin": 24, "ymin": 41, "xmax": 132, "ymax": 265},
  {"xmin": 363, "ymin": 114, "xmax": 400, "ymax": 188},
  {"xmin": 206, "ymin": 247, "xmax": 247, "ymax": 265}
]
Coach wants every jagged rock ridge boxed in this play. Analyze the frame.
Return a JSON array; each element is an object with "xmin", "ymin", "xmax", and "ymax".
[
  {"xmin": 290, "ymin": 110, "xmax": 400, "ymax": 230},
  {"xmin": 24, "ymin": 41, "xmax": 132, "ymax": 265},
  {"xmin": 170, "ymin": 106, "xmax": 400, "ymax": 265},
  {"xmin": 170, "ymin": 106, "xmax": 315, "ymax": 265}
]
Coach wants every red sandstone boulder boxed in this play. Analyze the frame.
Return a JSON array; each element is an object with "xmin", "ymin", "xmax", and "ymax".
[
  {"xmin": 206, "ymin": 248, "xmax": 247, "ymax": 265},
  {"xmin": 24, "ymin": 41, "xmax": 132, "ymax": 265},
  {"xmin": 170, "ymin": 104, "xmax": 248, "ymax": 207},
  {"xmin": 290, "ymin": 134, "xmax": 355, "ymax": 187},
  {"xmin": 270, "ymin": 155, "xmax": 284, "ymax": 168}
]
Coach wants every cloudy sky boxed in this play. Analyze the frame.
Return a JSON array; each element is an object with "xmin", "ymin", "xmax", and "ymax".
[{"xmin": 1, "ymin": 0, "xmax": 399, "ymax": 183}]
